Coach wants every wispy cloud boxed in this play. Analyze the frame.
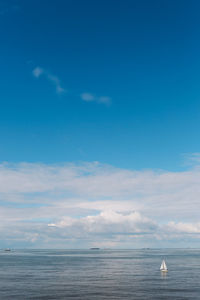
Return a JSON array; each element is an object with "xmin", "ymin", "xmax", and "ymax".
[
  {"xmin": 80, "ymin": 93, "xmax": 111, "ymax": 105},
  {"xmin": 32, "ymin": 67, "xmax": 43, "ymax": 78},
  {"xmin": 1, "ymin": 160, "xmax": 200, "ymax": 247},
  {"xmin": 80, "ymin": 93, "xmax": 95, "ymax": 102},
  {"xmin": 183, "ymin": 152, "xmax": 200, "ymax": 167},
  {"xmin": 31, "ymin": 66, "xmax": 111, "ymax": 104},
  {"xmin": 32, "ymin": 66, "xmax": 66, "ymax": 94}
]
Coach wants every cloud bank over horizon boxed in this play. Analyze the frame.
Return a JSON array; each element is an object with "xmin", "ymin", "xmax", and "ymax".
[{"xmin": 1, "ymin": 159, "xmax": 200, "ymax": 248}]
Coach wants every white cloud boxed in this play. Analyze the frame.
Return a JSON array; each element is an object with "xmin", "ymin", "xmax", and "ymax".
[
  {"xmin": 46, "ymin": 73, "xmax": 65, "ymax": 94},
  {"xmin": 32, "ymin": 67, "xmax": 44, "ymax": 78},
  {"xmin": 32, "ymin": 66, "xmax": 66, "ymax": 94},
  {"xmin": 166, "ymin": 221, "xmax": 200, "ymax": 234},
  {"xmin": 31, "ymin": 66, "xmax": 111, "ymax": 104},
  {"xmin": 48, "ymin": 210, "xmax": 156, "ymax": 234},
  {"xmin": 80, "ymin": 93, "xmax": 95, "ymax": 102},
  {"xmin": 1, "ymin": 161, "xmax": 200, "ymax": 247},
  {"xmin": 80, "ymin": 93, "xmax": 111, "ymax": 105}
]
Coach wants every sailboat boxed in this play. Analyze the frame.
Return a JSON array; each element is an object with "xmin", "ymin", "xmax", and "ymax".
[{"xmin": 160, "ymin": 260, "xmax": 168, "ymax": 272}]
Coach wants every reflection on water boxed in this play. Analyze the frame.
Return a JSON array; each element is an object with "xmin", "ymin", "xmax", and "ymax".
[
  {"xmin": 160, "ymin": 270, "xmax": 168, "ymax": 279},
  {"xmin": 0, "ymin": 249, "xmax": 200, "ymax": 299}
]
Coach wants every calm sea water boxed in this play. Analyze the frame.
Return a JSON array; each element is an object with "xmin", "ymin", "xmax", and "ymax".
[{"xmin": 0, "ymin": 249, "xmax": 200, "ymax": 299}]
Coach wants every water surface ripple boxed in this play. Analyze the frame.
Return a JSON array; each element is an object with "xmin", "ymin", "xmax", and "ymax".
[{"xmin": 0, "ymin": 249, "xmax": 199, "ymax": 299}]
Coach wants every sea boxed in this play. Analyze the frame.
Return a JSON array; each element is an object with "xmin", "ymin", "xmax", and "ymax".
[{"xmin": 0, "ymin": 249, "xmax": 200, "ymax": 299}]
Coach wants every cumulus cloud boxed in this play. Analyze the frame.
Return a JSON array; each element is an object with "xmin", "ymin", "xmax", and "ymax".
[
  {"xmin": 80, "ymin": 93, "xmax": 111, "ymax": 105},
  {"xmin": 32, "ymin": 66, "xmax": 66, "ymax": 94},
  {"xmin": 166, "ymin": 221, "xmax": 200, "ymax": 234},
  {"xmin": 1, "ymin": 161, "xmax": 200, "ymax": 247},
  {"xmin": 48, "ymin": 211, "xmax": 157, "ymax": 234}
]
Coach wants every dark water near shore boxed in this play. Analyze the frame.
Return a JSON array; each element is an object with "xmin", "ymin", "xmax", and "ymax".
[{"xmin": 0, "ymin": 249, "xmax": 200, "ymax": 299}]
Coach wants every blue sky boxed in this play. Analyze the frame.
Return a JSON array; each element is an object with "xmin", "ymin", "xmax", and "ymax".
[
  {"xmin": 1, "ymin": 0, "xmax": 200, "ymax": 248},
  {"xmin": 1, "ymin": 0, "xmax": 200, "ymax": 170}
]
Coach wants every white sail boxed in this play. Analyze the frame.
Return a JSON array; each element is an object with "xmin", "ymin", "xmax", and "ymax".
[
  {"xmin": 160, "ymin": 261, "xmax": 164, "ymax": 270},
  {"xmin": 160, "ymin": 260, "xmax": 167, "ymax": 271},
  {"xmin": 163, "ymin": 261, "xmax": 167, "ymax": 270}
]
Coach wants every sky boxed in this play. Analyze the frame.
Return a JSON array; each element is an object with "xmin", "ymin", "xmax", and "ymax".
[{"xmin": 1, "ymin": 0, "xmax": 200, "ymax": 248}]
